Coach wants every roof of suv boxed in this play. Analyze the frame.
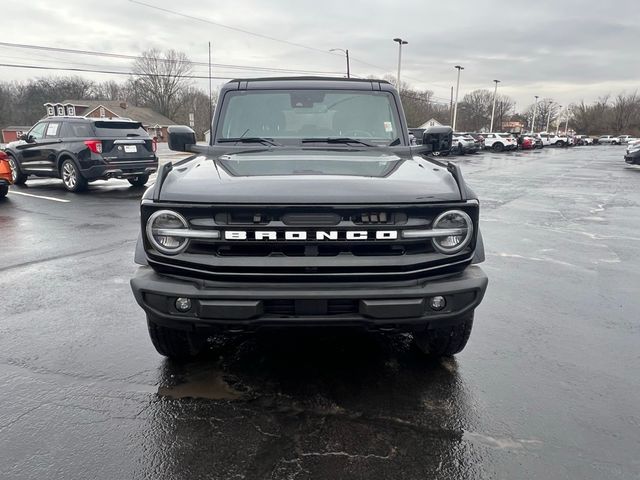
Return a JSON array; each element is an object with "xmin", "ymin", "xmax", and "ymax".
[{"xmin": 224, "ymin": 76, "xmax": 395, "ymax": 91}]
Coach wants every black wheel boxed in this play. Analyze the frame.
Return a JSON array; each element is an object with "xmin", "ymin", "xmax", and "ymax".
[
  {"xmin": 493, "ymin": 142, "xmax": 504, "ymax": 152},
  {"xmin": 147, "ymin": 316, "xmax": 205, "ymax": 360},
  {"xmin": 612, "ymin": 141, "xmax": 618, "ymax": 145},
  {"xmin": 413, "ymin": 313, "xmax": 474, "ymax": 357},
  {"xmin": 0, "ymin": 184, "xmax": 8, "ymax": 198},
  {"xmin": 7, "ymin": 155, "xmax": 27, "ymax": 185},
  {"xmin": 128, "ymin": 174, "xmax": 150, "ymax": 187},
  {"xmin": 60, "ymin": 159, "xmax": 87, "ymax": 192},
  {"xmin": 457, "ymin": 143, "xmax": 466, "ymax": 155}
]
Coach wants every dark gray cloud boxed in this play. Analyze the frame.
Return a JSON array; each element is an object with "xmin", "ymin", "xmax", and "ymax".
[{"xmin": 2, "ymin": 0, "xmax": 639, "ymax": 109}]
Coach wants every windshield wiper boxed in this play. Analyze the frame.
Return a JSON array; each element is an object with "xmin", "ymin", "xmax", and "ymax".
[
  {"xmin": 301, "ymin": 137, "xmax": 376, "ymax": 147},
  {"xmin": 218, "ymin": 137, "xmax": 280, "ymax": 146}
]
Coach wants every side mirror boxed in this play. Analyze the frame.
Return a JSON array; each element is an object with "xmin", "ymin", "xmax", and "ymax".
[
  {"xmin": 19, "ymin": 133, "xmax": 32, "ymax": 143},
  {"xmin": 423, "ymin": 126, "xmax": 453, "ymax": 153},
  {"xmin": 168, "ymin": 125, "xmax": 196, "ymax": 152}
]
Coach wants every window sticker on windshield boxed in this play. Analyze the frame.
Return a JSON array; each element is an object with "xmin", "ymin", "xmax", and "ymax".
[
  {"xmin": 384, "ymin": 121, "xmax": 393, "ymax": 132},
  {"xmin": 46, "ymin": 123, "xmax": 59, "ymax": 136}
]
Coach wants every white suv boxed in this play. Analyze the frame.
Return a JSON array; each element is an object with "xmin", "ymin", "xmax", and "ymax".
[
  {"xmin": 484, "ymin": 133, "xmax": 517, "ymax": 151},
  {"xmin": 598, "ymin": 135, "xmax": 621, "ymax": 145}
]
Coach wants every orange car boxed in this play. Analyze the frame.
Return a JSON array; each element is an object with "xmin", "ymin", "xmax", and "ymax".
[{"xmin": 0, "ymin": 150, "xmax": 12, "ymax": 198}]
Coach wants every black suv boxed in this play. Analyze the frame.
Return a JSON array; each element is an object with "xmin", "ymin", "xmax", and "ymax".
[
  {"xmin": 4, "ymin": 117, "xmax": 158, "ymax": 191},
  {"xmin": 130, "ymin": 77, "xmax": 488, "ymax": 360}
]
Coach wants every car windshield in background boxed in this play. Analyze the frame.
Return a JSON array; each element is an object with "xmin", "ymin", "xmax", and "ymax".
[
  {"xmin": 92, "ymin": 121, "xmax": 148, "ymax": 138},
  {"xmin": 217, "ymin": 90, "xmax": 401, "ymax": 146}
]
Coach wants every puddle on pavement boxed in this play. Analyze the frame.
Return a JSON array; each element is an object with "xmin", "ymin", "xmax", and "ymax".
[
  {"xmin": 158, "ymin": 369, "xmax": 243, "ymax": 400},
  {"xmin": 463, "ymin": 431, "xmax": 543, "ymax": 450}
]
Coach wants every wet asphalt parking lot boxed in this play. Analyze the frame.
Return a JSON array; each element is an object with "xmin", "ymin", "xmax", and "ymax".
[{"xmin": 1, "ymin": 145, "xmax": 639, "ymax": 479}]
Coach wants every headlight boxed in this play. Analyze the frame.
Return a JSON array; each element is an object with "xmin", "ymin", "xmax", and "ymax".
[
  {"xmin": 431, "ymin": 210, "xmax": 473, "ymax": 254},
  {"xmin": 146, "ymin": 210, "xmax": 189, "ymax": 255}
]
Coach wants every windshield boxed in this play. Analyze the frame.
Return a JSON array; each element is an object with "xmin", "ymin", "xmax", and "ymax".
[{"xmin": 217, "ymin": 90, "xmax": 402, "ymax": 146}]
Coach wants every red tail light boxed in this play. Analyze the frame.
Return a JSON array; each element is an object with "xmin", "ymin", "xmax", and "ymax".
[
  {"xmin": 152, "ymin": 137, "xmax": 158, "ymax": 153},
  {"xmin": 84, "ymin": 140, "xmax": 103, "ymax": 154}
]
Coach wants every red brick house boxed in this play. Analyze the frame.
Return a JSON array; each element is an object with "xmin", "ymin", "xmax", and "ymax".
[{"xmin": 1, "ymin": 126, "xmax": 32, "ymax": 143}]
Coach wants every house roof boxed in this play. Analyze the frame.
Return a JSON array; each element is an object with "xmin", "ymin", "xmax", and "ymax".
[
  {"xmin": 2, "ymin": 126, "xmax": 32, "ymax": 130},
  {"xmin": 61, "ymin": 100, "xmax": 176, "ymax": 126}
]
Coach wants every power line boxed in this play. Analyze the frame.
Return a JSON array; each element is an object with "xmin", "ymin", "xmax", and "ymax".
[
  {"xmin": 129, "ymin": 0, "xmax": 340, "ymax": 56},
  {"xmin": 127, "ymin": 1, "xmax": 400, "ymax": 75},
  {"xmin": 0, "ymin": 63, "xmax": 235, "ymax": 79},
  {"xmin": 0, "ymin": 42, "xmax": 344, "ymax": 76}
]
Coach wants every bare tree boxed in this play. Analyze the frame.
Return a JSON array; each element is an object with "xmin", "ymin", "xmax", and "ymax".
[
  {"xmin": 175, "ymin": 86, "xmax": 219, "ymax": 140},
  {"xmin": 523, "ymin": 98, "xmax": 560, "ymax": 132},
  {"xmin": 132, "ymin": 49, "xmax": 193, "ymax": 120},
  {"xmin": 457, "ymin": 89, "xmax": 492, "ymax": 131},
  {"xmin": 610, "ymin": 92, "xmax": 640, "ymax": 133}
]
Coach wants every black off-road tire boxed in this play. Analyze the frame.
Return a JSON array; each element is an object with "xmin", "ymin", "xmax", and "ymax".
[
  {"xmin": 7, "ymin": 155, "xmax": 27, "ymax": 185},
  {"xmin": 413, "ymin": 313, "xmax": 474, "ymax": 357},
  {"xmin": 555, "ymin": 140, "xmax": 565, "ymax": 147},
  {"xmin": 0, "ymin": 184, "xmax": 8, "ymax": 198},
  {"xmin": 128, "ymin": 174, "xmax": 150, "ymax": 187},
  {"xmin": 147, "ymin": 316, "xmax": 205, "ymax": 360},
  {"xmin": 493, "ymin": 143, "xmax": 504, "ymax": 152}
]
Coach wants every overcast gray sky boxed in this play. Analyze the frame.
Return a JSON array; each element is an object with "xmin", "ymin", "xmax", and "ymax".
[{"xmin": 2, "ymin": 0, "xmax": 639, "ymax": 111}]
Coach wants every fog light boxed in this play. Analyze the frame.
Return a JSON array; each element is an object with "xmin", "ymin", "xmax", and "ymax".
[
  {"xmin": 429, "ymin": 296, "xmax": 446, "ymax": 311},
  {"xmin": 175, "ymin": 297, "xmax": 192, "ymax": 312}
]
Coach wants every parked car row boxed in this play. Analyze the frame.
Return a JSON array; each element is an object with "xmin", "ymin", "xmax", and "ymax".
[{"xmin": 598, "ymin": 134, "xmax": 638, "ymax": 145}]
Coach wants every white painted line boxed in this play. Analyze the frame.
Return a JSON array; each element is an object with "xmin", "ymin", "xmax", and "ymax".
[{"xmin": 8, "ymin": 191, "xmax": 71, "ymax": 203}]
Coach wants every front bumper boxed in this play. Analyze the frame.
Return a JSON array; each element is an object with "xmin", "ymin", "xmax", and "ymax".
[
  {"xmin": 624, "ymin": 150, "xmax": 640, "ymax": 164},
  {"xmin": 130, "ymin": 265, "xmax": 488, "ymax": 332}
]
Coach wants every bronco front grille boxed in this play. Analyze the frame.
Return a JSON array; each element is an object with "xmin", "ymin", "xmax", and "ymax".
[{"xmin": 142, "ymin": 203, "xmax": 478, "ymax": 282}]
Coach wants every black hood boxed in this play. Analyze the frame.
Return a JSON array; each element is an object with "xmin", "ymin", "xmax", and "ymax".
[{"xmin": 157, "ymin": 148, "xmax": 461, "ymax": 204}]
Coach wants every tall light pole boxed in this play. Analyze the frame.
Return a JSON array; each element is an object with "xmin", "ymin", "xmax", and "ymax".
[
  {"xmin": 564, "ymin": 107, "xmax": 570, "ymax": 135},
  {"xmin": 545, "ymin": 101, "xmax": 553, "ymax": 133},
  {"xmin": 555, "ymin": 105, "xmax": 562, "ymax": 135},
  {"xmin": 490, "ymin": 79, "xmax": 500, "ymax": 133},
  {"xmin": 531, "ymin": 95, "xmax": 539, "ymax": 133},
  {"xmin": 393, "ymin": 38, "xmax": 408, "ymax": 89},
  {"xmin": 329, "ymin": 48, "xmax": 350, "ymax": 78},
  {"xmin": 452, "ymin": 65, "xmax": 464, "ymax": 131}
]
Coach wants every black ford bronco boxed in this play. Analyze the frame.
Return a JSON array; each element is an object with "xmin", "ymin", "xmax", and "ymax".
[{"xmin": 130, "ymin": 77, "xmax": 488, "ymax": 359}]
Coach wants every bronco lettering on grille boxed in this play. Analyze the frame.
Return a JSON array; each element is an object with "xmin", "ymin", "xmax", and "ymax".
[{"xmin": 223, "ymin": 230, "xmax": 398, "ymax": 241}]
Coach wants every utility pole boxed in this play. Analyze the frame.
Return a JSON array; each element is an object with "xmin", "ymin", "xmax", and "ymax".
[
  {"xmin": 450, "ymin": 86, "xmax": 454, "ymax": 124},
  {"xmin": 452, "ymin": 65, "xmax": 464, "ymax": 131},
  {"xmin": 393, "ymin": 38, "xmax": 408, "ymax": 89},
  {"xmin": 208, "ymin": 42, "xmax": 213, "ymax": 130},
  {"xmin": 531, "ymin": 95, "xmax": 539, "ymax": 133},
  {"xmin": 490, "ymin": 79, "xmax": 500, "ymax": 133}
]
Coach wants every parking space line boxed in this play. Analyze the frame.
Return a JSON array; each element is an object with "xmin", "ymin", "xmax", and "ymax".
[{"xmin": 8, "ymin": 191, "xmax": 71, "ymax": 203}]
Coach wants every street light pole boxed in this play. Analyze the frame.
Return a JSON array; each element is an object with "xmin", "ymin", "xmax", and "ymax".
[
  {"xmin": 452, "ymin": 65, "xmax": 464, "ymax": 131},
  {"xmin": 531, "ymin": 95, "xmax": 539, "ymax": 133},
  {"xmin": 564, "ymin": 107, "xmax": 570, "ymax": 135},
  {"xmin": 490, "ymin": 79, "xmax": 500, "ymax": 133},
  {"xmin": 556, "ymin": 105, "xmax": 562, "ymax": 135},
  {"xmin": 545, "ymin": 101, "xmax": 553, "ymax": 132},
  {"xmin": 329, "ymin": 48, "xmax": 350, "ymax": 78},
  {"xmin": 393, "ymin": 38, "xmax": 408, "ymax": 89}
]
